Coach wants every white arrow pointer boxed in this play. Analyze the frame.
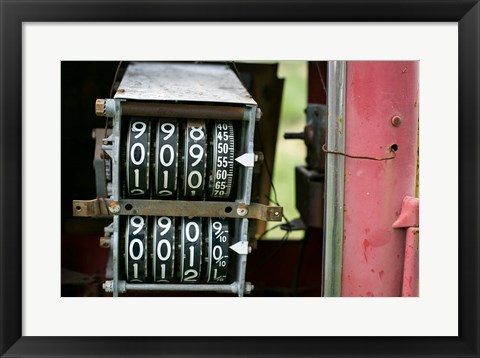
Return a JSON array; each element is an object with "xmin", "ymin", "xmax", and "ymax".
[
  {"xmin": 229, "ymin": 241, "xmax": 249, "ymax": 255},
  {"xmin": 235, "ymin": 153, "xmax": 255, "ymax": 167}
]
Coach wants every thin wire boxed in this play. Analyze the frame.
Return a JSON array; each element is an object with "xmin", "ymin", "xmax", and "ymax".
[
  {"xmin": 109, "ymin": 61, "xmax": 123, "ymax": 98},
  {"xmin": 257, "ymin": 126, "xmax": 282, "ymax": 212},
  {"xmin": 252, "ymin": 229, "xmax": 290, "ymax": 274},
  {"xmin": 322, "ymin": 144, "xmax": 396, "ymax": 161},
  {"xmin": 256, "ymin": 223, "xmax": 283, "ymax": 241},
  {"xmin": 315, "ymin": 62, "xmax": 327, "ymax": 94},
  {"xmin": 228, "ymin": 61, "xmax": 249, "ymax": 91}
]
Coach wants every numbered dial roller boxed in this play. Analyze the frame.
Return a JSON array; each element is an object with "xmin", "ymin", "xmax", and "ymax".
[
  {"xmin": 125, "ymin": 216, "xmax": 148, "ymax": 282},
  {"xmin": 180, "ymin": 217, "xmax": 203, "ymax": 283},
  {"xmin": 183, "ymin": 120, "xmax": 207, "ymax": 198},
  {"xmin": 152, "ymin": 216, "xmax": 175, "ymax": 282},
  {"xmin": 127, "ymin": 119, "xmax": 150, "ymax": 196},
  {"xmin": 155, "ymin": 121, "xmax": 178, "ymax": 198},
  {"xmin": 210, "ymin": 122, "xmax": 235, "ymax": 199},
  {"xmin": 207, "ymin": 218, "xmax": 230, "ymax": 283}
]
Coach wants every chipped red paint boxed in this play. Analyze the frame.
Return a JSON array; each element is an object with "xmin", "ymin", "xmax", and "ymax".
[{"xmin": 341, "ymin": 61, "xmax": 419, "ymax": 297}]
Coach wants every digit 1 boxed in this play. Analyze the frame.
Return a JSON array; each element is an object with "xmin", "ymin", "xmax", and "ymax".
[
  {"xmin": 163, "ymin": 170, "xmax": 168, "ymax": 189},
  {"xmin": 160, "ymin": 264, "xmax": 166, "ymax": 279},
  {"xmin": 133, "ymin": 263, "xmax": 138, "ymax": 279},
  {"xmin": 189, "ymin": 246, "xmax": 194, "ymax": 267},
  {"xmin": 134, "ymin": 169, "xmax": 140, "ymax": 187}
]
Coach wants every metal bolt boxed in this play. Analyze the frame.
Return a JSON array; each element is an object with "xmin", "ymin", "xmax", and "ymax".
[
  {"xmin": 256, "ymin": 108, "xmax": 263, "ymax": 120},
  {"xmin": 99, "ymin": 236, "xmax": 111, "ymax": 248},
  {"xmin": 102, "ymin": 280, "xmax": 113, "ymax": 292},
  {"xmin": 95, "ymin": 99, "xmax": 106, "ymax": 117},
  {"xmin": 237, "ymin": 206, "xmax": 248, "ymax": 217},
  {"xmin": 108, "ymin": 202, "xmax": 121, "ymax": 214},
  {"xmin": 391, "ymin": 115, "xmax": 402, "ymax": 127}
]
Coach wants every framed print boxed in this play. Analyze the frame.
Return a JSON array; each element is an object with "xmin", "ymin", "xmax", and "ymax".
[{"xmin": 1, "ymin": 0, "xmax": 479, "ymax": 357}]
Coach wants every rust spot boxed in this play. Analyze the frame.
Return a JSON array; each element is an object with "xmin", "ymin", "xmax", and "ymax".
[
  {"xmin": 370, "ymin": 269, "xmax": 375, "ymax": 273},
  {"xmin": 117, "ymin": 89, "xmax": 125, "ymax": 94},
  {"xmin": 365, "ymin": 228, "xmax": 370, "ymax": 234},
  {"xmin": 379, "ymin": 270, "xmax": 384, "ymax": 280},
  {"xmin": 366, "ymin": 291, "xmax": 375, "ymax": 297},
  {"xmin": 363, "ymin": 239, "xmax": 370, "ymax": 250},
  {"xmin": 363, "ymin": 239, "xmax": 370, "ymax": 262}
]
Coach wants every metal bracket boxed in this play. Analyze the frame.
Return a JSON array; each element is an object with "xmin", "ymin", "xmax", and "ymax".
[{"xmin": 72, "ymin": 198, "xmax": 282, "ymax": 222}]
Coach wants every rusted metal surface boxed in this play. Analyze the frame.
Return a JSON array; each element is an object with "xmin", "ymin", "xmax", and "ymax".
[
  {"xmin": 402, "ymin": 228, "xmax": 419, "ymax": 297},
  {"xmin": 392, "ymin": 196, "xmax": 419, "ymax": 228},
  {"xmin": 114, "ymin": 62, "xmax": 256, "ymax": 105},
  {"xmin": 341, "ymin": 61, "xmax": 419, "ymax": 297},
  {"xmin": 72, "ymin": 198, "xmax": 282, "ymax": 222},
  {"xmin": 95, "ymin": 99, "xmax": 106, "ymax": 116},
  {"xmin": 73, "ymin": 198, "xmax": 110, "ymax": 217},
  {"xmin": 120, "ymin": 101, "xmax": 246, "ymax": 121}
]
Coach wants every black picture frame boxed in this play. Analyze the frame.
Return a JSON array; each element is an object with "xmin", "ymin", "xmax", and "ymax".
[{"xmin": 1, "ymin": 1, "xmax": 478, "ymax": 357}]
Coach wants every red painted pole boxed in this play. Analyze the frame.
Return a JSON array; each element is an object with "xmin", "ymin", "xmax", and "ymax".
[
  {"xmin": 341, "ymin": 61, "xmax": 419, "ymax": 297},
  {"xmin": 402, "ymin": 228, "xmax": 419, "ymax": 297}
]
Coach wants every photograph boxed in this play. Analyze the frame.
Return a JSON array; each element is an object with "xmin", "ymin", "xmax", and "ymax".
[
  {"xmin": 1, "ymin": 1, "xmax": 477, "ymax": 355},
  {"xmin": 62, "ymin": 60, "xmax": 419, "ymax": 298}
]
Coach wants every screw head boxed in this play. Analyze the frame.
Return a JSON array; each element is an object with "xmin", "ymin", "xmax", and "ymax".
[
  {"xmin": 391, "ymin": 115, "xmax": 402, "ymax": 127},
  {"xmin": 236, "ymin": 206, "xmax": 248, "ymax": 217},
  {"xmin": 108, "ymin": 202, "xmax": 121, "ymax": 214}
]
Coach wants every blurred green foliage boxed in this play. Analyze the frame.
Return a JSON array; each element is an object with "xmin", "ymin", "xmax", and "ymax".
[{"xmin": 265, "ymin": 61, "xmax": 307, "ymax": 240}]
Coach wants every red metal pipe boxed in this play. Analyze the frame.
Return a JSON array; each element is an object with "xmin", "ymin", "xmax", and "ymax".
[
  {"xmin": 341, "ymin": 61, "xmax": 419, "ymax": 297},
  {"xmin": 402, "ymin": 228, "xmax": 419, "ymax": 297}
]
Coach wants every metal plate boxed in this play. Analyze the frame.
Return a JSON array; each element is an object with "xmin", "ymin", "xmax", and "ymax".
[
  {"xmin": 72, "ymin": 198, "xmax": 282, "ymax": 222},
  {"xmin": 114, "ymin": 62, "xmax": 256, "ymax": 105}
]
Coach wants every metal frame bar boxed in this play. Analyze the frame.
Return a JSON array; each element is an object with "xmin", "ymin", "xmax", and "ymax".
[
  {"xmin": 234, "ymin": 105, "xmax": 257, "ymax": 296},
  {"xmin": 322, "ymin": 61, "xmax": 347, "ymax": 297},
  {"xmin": 73, "ymin": 198, "xmax": 282, "ymax": 222}
]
